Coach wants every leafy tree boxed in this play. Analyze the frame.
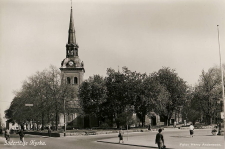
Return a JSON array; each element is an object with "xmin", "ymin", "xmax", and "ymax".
[
  {"xmin": 78, "ymin": 66, "xmax": 189, "ymax": 128},
  {"xmin": 78, "ymin": 75, "xmax": 107, "ymax": 124},
  {"xmin": 144, "ymin": 75, "xmax": 170, "ymax": 124},
  {"xmin": 181, "ymin": 87, "xmax": 202, "ymax": 125},
  {"xmin": 5, "ymin": 65, "xmax": 76, "ymax": 130},
  {"xmin": 195, "ymin": 66, "xmax": 224, "ymax": 124},
  {"xmin": 130, "ymin": 72, "xmax": 149, "ymax": 127},
  {"xmin": 105, "ymin": 68, "xmax": 129, "ymax": 128},
  {"xmin": 152, "ymin": 67, "xmax": 188, "ymax": 125}
]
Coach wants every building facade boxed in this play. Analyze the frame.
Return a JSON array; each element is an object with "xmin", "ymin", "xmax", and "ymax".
[{"xmin": 59, "ymin": 6, "xmax": 85, "ymax": 128}]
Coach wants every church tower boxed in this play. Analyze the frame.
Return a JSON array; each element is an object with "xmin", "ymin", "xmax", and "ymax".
[
  {"xmin": 60, "ymin": 6, "xmax": 85, "ymax": 89},
  {"xmin": 59, "ymin": 4, "xmax": 98, "ymax": 129}
]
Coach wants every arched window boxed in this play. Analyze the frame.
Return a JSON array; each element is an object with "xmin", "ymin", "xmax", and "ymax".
[
  {"xmin": 67, "ymin": 77, "xmax": 71, "ymax": 84},
  {"xmin": 74, "ymin": 77, "xmax": 78, "ymax": 84}
]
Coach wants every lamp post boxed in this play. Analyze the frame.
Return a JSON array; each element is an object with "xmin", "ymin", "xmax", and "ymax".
[
  {"xmin": 64, "ymin": 98, "xmax": 66, "ymax": 136},
  {"xmin": 217, "ymin": 25, "xmax": 224, "ymax": 135},
  {"xmin": 217, "ymin": 25, "xmax": 224, "ymax": 106}
]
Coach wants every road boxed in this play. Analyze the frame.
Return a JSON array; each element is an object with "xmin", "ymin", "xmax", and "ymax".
[
  {"xmin": 1, "ymin": 133, "xmax": 133, "ymax": 149},
  {"xmin": 0, "ymin": 129, "xmax": 223, "ymax": 149}
]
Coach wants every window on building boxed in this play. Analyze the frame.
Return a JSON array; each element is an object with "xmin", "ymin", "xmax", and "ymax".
[
  {"xmin": 74, "ymin": 77, "xmax": 78, "ymax": 84},
  {"xmin": 67, "ymin": 77, "xmax": 71, "ymax": 84}
]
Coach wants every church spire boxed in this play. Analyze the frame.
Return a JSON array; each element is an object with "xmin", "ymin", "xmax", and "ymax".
[{"xmin": 68, "ymin": 5, "xmax": 76, "ymax": 45}]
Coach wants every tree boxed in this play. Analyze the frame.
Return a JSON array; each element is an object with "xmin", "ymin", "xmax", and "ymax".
[
  {"xmin": 78, "ymin": 66, "xmax": 189, "ymax": 128},
  {"xmin": 144, "ymin": 75, "xmax": 170, "ymax": 125},
  {"xmin": 105, "ymin": 68, "xmax": 130, "ymax": 128},
  {"xmin": 45, "ymin": 65, "xmax": 77, "ymax": 130},
  {"xmin": 181, "ymin": 86, "xmax": 202, "ymax": 125},
  {"xmin": 195, "ymin": 66, "xmax": 224, "ymax": 124},
  {"xmin": 152, "ymin": 67, "xmax": 188, "ymax": 125},
  {"xmin": 130, "ymin": 72, "xmax": 151, "ymax": 127},
  {"xmin": 5, "ymin": 65, "xmax": 76, "ymax": 130},
  {"xmin": 78, "ymin": 75, "xmax": 107, "ymax": 125}
]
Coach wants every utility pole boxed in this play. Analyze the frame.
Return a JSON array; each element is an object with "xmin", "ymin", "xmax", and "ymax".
[
  {"xmin": 217, "ymin": 25, "xmax": 225, "ymax": 103},
  {"xmin": 64, "ymin": 98, "xmax": 66, "ymax": 136},
  {"xmin": 217, "ymin": 25, "xmax": 224, "ymax": 135}
]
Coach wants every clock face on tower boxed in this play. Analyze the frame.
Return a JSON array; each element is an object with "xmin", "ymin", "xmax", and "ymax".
[{"xmin": 68, "ymin": 61, "xmax": 74, "ymax": 66}]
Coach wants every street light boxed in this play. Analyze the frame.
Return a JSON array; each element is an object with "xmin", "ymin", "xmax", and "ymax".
[
  {"xmin": 216, "ymin": 25, "xmax": 224, "ymax": 135},
  {"xmin": 64, "ymin": 98, "xmax": 66, "ymax": 136},
  {"xmin": 217, "ymin": 25, "xmax": 225, "ymax": 104}
]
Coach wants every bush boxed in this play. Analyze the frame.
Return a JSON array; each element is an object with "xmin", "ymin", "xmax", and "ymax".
[
  {"xmin": 212, "ymin": 129, "xmax": 217, "ymax": 132},
  {"xmin": 61, "ymin": 126, "xmax": 76, "ymax": 130},
  {"xmin": 99, "ymin": 123, "xmax": 110, "ymax": 129}
]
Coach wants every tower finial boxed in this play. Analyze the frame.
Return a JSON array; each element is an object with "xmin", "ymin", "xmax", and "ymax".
[{"xmin": 67, "ymin": 0, "xmax": 76, "ymax": 45}]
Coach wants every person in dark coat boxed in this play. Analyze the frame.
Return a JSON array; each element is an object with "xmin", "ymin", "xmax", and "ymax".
[
  {"xmin": 118, "ymin": 130, "xmax": 124, "ymax": 143},
  {"xmin": 155, "ymin": 129, "xmax": 165, "ymax": 149},
  {"xmin": 189, "ymin": 124, "xmax": 194, "ymax": 137},
  {"xmin": 5, "ymin": 129, "xmax": 10, "ymax": 143},
  {"xmin": 48, "ymin": 126, "xmax": 52, "ymax": 137},
  {"xmin": 17, "ymin": 129, "xmax": 25, "ymax": 144}
]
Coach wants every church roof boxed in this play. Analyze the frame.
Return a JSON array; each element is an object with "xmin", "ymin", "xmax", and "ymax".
[{"xmin": 68, "ymin": 7, "xmax": 76, "ymax": 45}]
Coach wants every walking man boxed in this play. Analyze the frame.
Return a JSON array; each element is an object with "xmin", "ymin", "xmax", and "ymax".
[
  {"xmin": 118, "ymin": 130, "xmax": 124, "ymax": 144},
  {"xmin": 189, "ymin": 123, "xmax": 194, "ymax": 137},
  {"xmin": 155, "ymin": 129, "xmax": 165, "ymax": 149},
  {"xmin": 5, "ymin": 129, "xmax": 10, "ymax": 143},
  {"xmin": 18, "ymin": 129, "xmax": 25, "ymax": 144},
  {"xmin": 48, "ymin": 126, "xmax": 52, "ymax": 137}
]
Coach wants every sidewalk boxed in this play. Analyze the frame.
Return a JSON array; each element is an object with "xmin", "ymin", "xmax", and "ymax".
[
  {"xmin": 97, "ymin": 129, "xmax": 224, "ymax": 149},
  {"xmin": 0, "ymin": 136, "xmax": 6, "ymax": 145}
]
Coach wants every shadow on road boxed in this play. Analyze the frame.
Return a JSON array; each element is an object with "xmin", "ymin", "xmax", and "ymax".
[
  {"xmin": 97, "ymin": 140, "xmax": 174, "ymax": 149},
  {"xmin": 170, "ymin": 136, "xmax": 190, "ymax": 138}
]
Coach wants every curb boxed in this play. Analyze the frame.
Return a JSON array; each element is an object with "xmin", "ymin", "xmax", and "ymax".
[
  {"xmin": 23, "ymin": 129, "xmax": 153, "ymax": 137},
  {"xmin": 97, "ymin": 140, "xmax": 173, "ymax": 149}
]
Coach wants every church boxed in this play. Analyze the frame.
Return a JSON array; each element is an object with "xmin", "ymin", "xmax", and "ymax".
[
  {"xmin": 57, "ymin": 4, "xmax": 182, "ymax": 129},
  {"xmin": 58, "ymin": 5, "xmax": 98, "ymax": 129}
]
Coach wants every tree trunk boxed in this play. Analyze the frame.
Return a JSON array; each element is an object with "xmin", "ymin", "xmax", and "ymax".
[
  {"xmin": 41, "ymin": 112, "xmax": 44, "ymax": 130},
  {"xmin": 55, "ymin": 112, "xmax": 58, "ymax": 131},
  {"xmin": 206, "ymin": 115, "xmax": 211, "ymax": 125},
  {"xmin": 142, "ymin": 115, "xmax": 145, "ymax": 127},
  {"xmin": 210, "ymin": 117, "xmax": 212, "ymax": 125},
  {"xmin": 167, "ymin": 118, "xmax": 171, "ymax": 126},
  {"xmin": 47, "ymin": 109, "xmax": 50, "ymax": 124},
  {"xmin": 55, "ymin": 100, "xmax": 58, "ymax": 131},
  {"xmin": 116, "ymin": 123, "xmax": 120, "ymax": 129}
]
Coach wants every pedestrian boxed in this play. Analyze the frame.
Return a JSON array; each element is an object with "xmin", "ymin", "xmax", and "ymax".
[
  {"xmin": 118, "ymin": 130, "xmax": 124, "ymax": 143},
  {"xmin": 17, "ymin": 129, "xmax": 25, "ymax": 144},
  {"xmin": 5, "ymin": 129, "xmax": 10, "ymax": 143},
  {"xmin": 48, "ymin": 126, "xmax": 51, "ymax": 137},
  {"xmin": 189, "ymin": 124, "xmax": 194, "ymax": 137},
  {"xmin": 174, "ymin": 121, "xmax": 177, "ymax": 128},
  {"xmin": 155, "ymin": 129, "xmax": 165, "ymax": 149}
]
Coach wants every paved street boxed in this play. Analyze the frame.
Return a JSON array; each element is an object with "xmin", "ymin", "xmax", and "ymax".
[
  {"xmin": 98, "ymin": 129, "xmax": 224, "ymax": 149},
  {"xmin": 0, "ymin": 129, "xmax": 223, "ymax": 149}
]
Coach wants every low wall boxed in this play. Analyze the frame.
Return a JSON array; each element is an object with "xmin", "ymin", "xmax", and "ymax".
[
  {"xmin": 24, "ymin": 129, "xmax": 151, "ymax": 137},
  {"xmin": 24, "ymin": 131, "xmax": 61, "ymax": 137}
]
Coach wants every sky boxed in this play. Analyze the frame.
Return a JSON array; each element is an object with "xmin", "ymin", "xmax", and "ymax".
[{"xmin": 0, "ymin": 0, "xmax": 224, "ymax": 123}]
